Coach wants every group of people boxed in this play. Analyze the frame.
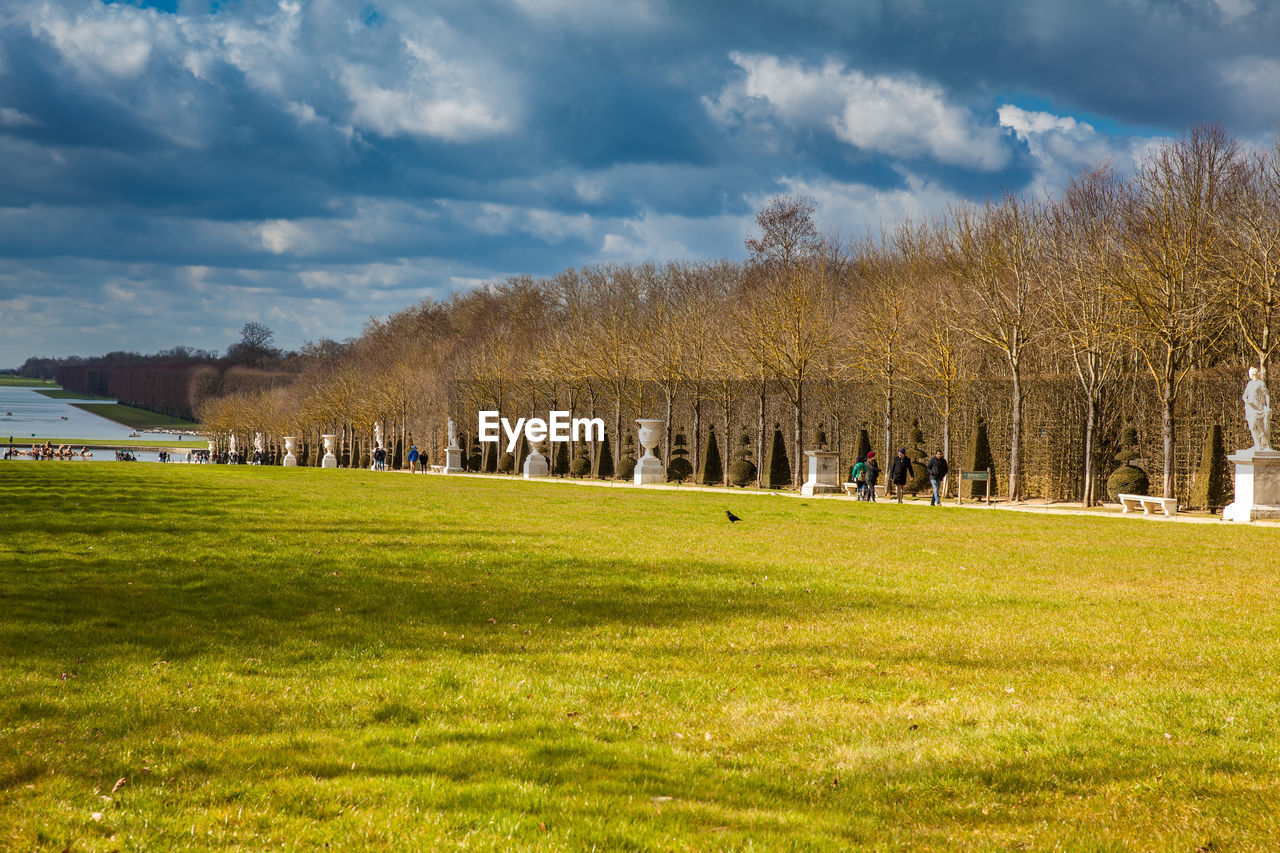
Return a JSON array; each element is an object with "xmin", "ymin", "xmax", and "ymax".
[
  {"xmin": 4, "ymin": 442, "xmax": 93, "ymax": 460},
  {"xmin": 849, "ymin": 448, "xmax": 950, "ymax": 505}
]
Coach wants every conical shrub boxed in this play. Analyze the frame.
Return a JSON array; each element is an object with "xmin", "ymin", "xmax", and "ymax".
[
  {"xmin": 762, "ymin": 423, "xmax": 791, "ymax": 489},
  {"xmin": 1191, "ymin": 423, "xmax": 1231, "ymax": 512},
  {"xmin": 906, "ymin": 419, "xmax": 930, "ymax": 495},
  {"xmin": 570, "ymin": 441, "xmax": 591, "ymax": 478},
  {"xmin": 617, "ymin": 431, "xmax": 637, "ymax": 480},
  {"xmin": 966, "ymin": 417, "xmax": 996, "ymax": 498},
  {"xmin": 699, "ymin": 425, "xmax": 723, "ymax": 486},
  {"xmin": 592, "ymin": 432, "xmax": 614, "ymax": 479},
  {"xmin": 552, "ymin": 441, "xmax": 570, "ymax": 476},
  {"xmin": 728, "ymin": 429, "xmax": 756, "ymax": 487}
]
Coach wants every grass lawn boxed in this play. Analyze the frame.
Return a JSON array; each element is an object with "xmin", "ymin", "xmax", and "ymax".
[
  {"xmin": 0, "ymin": 376, "xmax": 57, "ymax": 387},
  {"xmin": 68, "ymin": 402, "xmax": 199, "ymax": 430},
  {"xmin": 35, "ymin": 389, "xmax": 112, "ymax": 401},
  {"xmin": 2, "ymin": 465, "xmax": 1279, "ymax": 850}
]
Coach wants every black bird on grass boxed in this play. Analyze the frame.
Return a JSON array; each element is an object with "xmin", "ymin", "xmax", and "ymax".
[{"xmin": 725, "ymin": 510, "xmax": 742, "ymax": 523}]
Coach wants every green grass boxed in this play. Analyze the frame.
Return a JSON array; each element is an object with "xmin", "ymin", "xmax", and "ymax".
[
  {"xmin": 2, "ymin": 466, "xmax": 1279, "ymax": 850},
  {"xmin": 69, "ymin": 402, "xmax": 199, "ymax": 430},
  {"xmin": 0, "ymin": 375, "xmax": 57, "ymax": 387},
  {"xmin": 4, "ymin": 437, "xmax": 205, "ymax": 449},
  {"xmin": 35, "ymin": 389, "xmax": 112, "ymax": 400}
]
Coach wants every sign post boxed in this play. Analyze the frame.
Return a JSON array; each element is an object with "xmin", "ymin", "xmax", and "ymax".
[{"xmin": 958, "ymin": 469, "xmax": 992, "ymax": 505}]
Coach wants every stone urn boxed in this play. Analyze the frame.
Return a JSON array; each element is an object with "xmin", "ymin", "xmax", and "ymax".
[
  {"xmin": 635, "ymin": 418, "xmax": 666, "ymax": 485},
  {"xmin": 522, "ymin": 446, "xmax": 549, "ymax": 479},
  {"xmin": 321, "ymin": 434, "xmax": 338, "ymax": 469},
  {"xmin": 283, "ymin": 436, "xmax": 299, "ymax": 467}
]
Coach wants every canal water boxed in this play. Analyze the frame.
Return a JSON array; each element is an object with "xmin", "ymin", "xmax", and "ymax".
[{"xmin": 1, "ymin": 386, "xmax": 195, "ymax": 463}]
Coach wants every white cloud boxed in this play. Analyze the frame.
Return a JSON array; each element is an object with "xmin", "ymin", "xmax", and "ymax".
[
  {"xmin": 763, "ymin": 173, "xmax": 963, "ymax": 235},
  {"xmin": 998, "ymin": 104, "xmax": 1149, "ymax": 196},
  {"xmin": 709, "ymin": 52, "xmax": 1010, "ymax": 171},
  {"xmin": 339, "ymin": 25, "xmax": 516, "ymax": 142},
  {"xmin": 31, "ymin": 2, "xmax": 158, "ymax": 78}
]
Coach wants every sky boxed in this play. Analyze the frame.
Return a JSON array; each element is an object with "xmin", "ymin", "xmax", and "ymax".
[{"xmin": 2, "ymin": 0, "xmax": 1279, "ymax": 367}]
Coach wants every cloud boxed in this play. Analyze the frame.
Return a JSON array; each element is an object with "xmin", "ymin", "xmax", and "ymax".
[
  {"xmin": 31, "ymin": 2, "xmax": 158, "ymax": 78},
  {"xmin": 709, "ymin": 52, "xmax": 1011, "ymax": 171}
]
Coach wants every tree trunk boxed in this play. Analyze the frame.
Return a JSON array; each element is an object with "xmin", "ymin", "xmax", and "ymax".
[
  {"xmin": 942, "ymin": 393, "xmax": 952, "ymax": 498},
  {"xmin": 793, "ymin": 380, "xmax": 803, "ymax": 490},
  {"xmin": 613, "ymin": 396, "xmax": 622, "ymax": 472},
  {"xmin": 883, "ymin": 382, "xmax": 893, "ymax": 469},
  {"xmin": 1083, "ymin": 394, "xmax": 1097, "ymax": 506},
  {"xmin": 1009, "ymin": 368, "xmax": 1023, "ymax": 502},
  {"xmin": 692, "ymin": 395, "xmax": 702, "ymax": 480},
  {"xmin": 664, "ymin": 389, "xmax": 674, "ymax": 469},
  {"xmin": 756, "ymin": 381, "xmax": 766, "ymax": 489},
  {"xmin": 1162, "ymin": 380, "xmax": 1176, "ymax": 499}
]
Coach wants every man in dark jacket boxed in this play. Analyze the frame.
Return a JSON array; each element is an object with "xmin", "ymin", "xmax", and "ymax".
[
  {"xmin": 889, "ymin": 447, "xmax": 913, "ymax": 503},
  {"xmin": 925, "ymin": 449, "xmax": 949, "ymax": 506}
]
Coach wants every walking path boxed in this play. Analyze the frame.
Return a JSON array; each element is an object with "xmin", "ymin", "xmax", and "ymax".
[{"xmin": 409, "ymin": 469, "xmax": 1271, "ymax": 526}]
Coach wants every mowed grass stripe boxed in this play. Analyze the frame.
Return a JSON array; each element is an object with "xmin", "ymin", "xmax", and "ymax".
[{"xmin": 1, "ymin": 463, "xmax": 1278, "ymax": 850}]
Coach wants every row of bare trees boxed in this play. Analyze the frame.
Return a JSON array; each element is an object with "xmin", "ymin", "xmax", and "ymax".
[{"xmin": 199, "ymin": 126, "xmax": 1279, "ymax": 503}]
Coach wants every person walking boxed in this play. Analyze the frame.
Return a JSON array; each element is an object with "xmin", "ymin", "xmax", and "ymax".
[
  {"xmin": 925, "ymin": 449, "xmax": 949, "ymax": 506},
  {"xmin": 850, "ymin": 454, "xmax": 866, "ymax": 501},
  {"xmin": 864, "ymin": 451, "xmax": 880, "ymax": 502},
  {"xmin": 408, "ymin": 444, "xmax": 419, "ymax": 473},
  {"xmin": 889, "ymin": 447, "xmax": 914, "ymax": 503}
]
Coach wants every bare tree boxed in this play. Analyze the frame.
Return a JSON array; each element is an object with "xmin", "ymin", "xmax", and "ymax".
[
  {"xmin": 1045, "ymin": 166, "xmax": 1128, "ymax": 505},
  {"xmin": 944, "ymin": 195, "xmax": 1046, "ymax": 502},
  {"xmin": 1217, "ymin": 141, "xmax": 1280, "ymax": 380},
  {"xmin": 1115, "ymin": 125, "xmax": 1243, "ymax": 498}
]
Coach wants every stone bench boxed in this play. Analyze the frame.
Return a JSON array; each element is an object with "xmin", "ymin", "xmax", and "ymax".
[
  {"xmin": 1118, "ymin": 493, "xmax": 1178, "ymax": 517},
  {"xmin": 428, "ymin": 464, "xmax": 445, "ymax": 474}
]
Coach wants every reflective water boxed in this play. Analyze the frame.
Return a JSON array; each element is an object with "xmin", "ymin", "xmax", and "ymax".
[{"xmin": 0, "ymin": 386, "xmax": 195, "ymax": 463}]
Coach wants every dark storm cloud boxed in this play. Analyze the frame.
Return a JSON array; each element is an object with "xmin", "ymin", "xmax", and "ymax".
[{"xmin": 1, "ymin": 0, "xmax": 1278, "ymax": 365}]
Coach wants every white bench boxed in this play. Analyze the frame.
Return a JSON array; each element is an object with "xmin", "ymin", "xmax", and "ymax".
[
  {"xmin": 428, "ymin": 464, "xmax": 445, "ymax": 474},
  {"xmin": 1118, "ymin": 493, "xmax": 1178, "ymax": 517}
]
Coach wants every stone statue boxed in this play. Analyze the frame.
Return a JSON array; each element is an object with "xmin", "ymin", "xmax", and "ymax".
[
  {"xmin": 254, "ymin": 432, "xmax": 264, "ymax": 453},
  {"xmin": 447, "ymin": 417, "xmax": 458, "ymax": 449},
  {"xmin": 1244, "ymin": 367, "xmax": 1272, "ymax": 451},
  {"xmin": 374, "ymin": 421, "xmax": 384, "ymax": 449}
]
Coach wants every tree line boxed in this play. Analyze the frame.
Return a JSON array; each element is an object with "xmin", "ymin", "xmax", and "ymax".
[{"xmin": 195, "ymin": 125, "xmax": 1275, "ymax": 505}]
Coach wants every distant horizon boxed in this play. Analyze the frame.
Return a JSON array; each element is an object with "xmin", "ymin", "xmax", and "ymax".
[{"xmin": 4, "ymin": 0, "xmax": 1280, "ymax": 366}]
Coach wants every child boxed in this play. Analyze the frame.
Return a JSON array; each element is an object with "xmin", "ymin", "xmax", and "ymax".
[{"xmin": 851, "ymin": 454, "xmax": 867, "ymax": 501}]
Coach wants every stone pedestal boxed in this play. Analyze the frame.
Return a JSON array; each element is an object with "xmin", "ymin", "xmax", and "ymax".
[
  {"xmin": 282, "ymin": 436, "xmax": 299, "ymax": 467},
  {"xmin": 634, "ymin": 418, "xmax": 666, "ymax": 485},
  {"xmin": 321, "ymin": 434, "xmax": 338, "ymax": 469},
  {"xmin": 1223, "ymin": 449, "xmax": 1280, "ymax": 522},
  {"xmin": 522, "ymin": 449, "xmax": 549, "ymax": 478},
  {"xmin": 444, "ymin": 446, "xmax": 465, "ymax": 473},
  {"xmin": 801, "ymin": 450, "xmax": 841, "ymax": 496}
]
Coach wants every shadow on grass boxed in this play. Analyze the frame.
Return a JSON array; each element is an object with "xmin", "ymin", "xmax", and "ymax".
[{"xmin": 0, "ymin": 465, "xmax": 852, "ymax": 666}]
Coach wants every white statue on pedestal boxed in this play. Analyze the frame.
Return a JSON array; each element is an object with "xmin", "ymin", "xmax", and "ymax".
[
  {"xmin": 447, "ymin": 418, "xmax": 459, "ymax": 449},
  {"xmin": 1244, "ymin": 367, "xmax": 1271, "ymax": 451},
  {"xmin": 374, "ymin": 422, "xmax": 384, "ymax": 449}
]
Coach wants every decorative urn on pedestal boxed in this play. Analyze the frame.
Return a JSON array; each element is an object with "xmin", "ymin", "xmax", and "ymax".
[
  {"xmin": 634, "ymin": 418, "xmax": 666, "ymax": 485},
  {"xmin": 282, "ymin": 436, "xmax": 299, "ymax": 467},
  {"xmin": 321, "ymin": 434, "xmax": 338, "ymax": 469}
]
